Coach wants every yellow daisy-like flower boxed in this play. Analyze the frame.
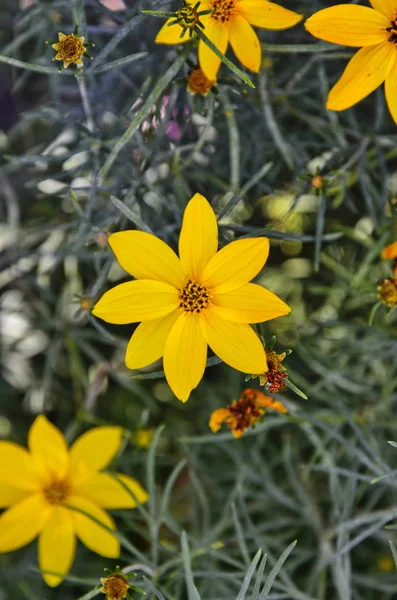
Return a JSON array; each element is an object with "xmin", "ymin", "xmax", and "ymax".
[
  {"xmin": 0, "ymin": 415, "xmax": 148, "ymax": 587},
  {"xmin": 52, "ymin": 32, "xmax": 87, "ymax": 68},
  {"xmin": 92, "ymin": 193, "xmax": 291, "ymax": 402},
  {"xmin": 155, "ymin": 0, "xmax": 303, "ymax": 80},
  {"xmin": 305, "ymin": 2, "xmax": 397, "ymax": 124}
]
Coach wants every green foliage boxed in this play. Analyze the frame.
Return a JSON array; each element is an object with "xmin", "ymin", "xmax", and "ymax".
[{"xmin": 1, "ymin": 0, "xmax": 397, "ymax": 599}]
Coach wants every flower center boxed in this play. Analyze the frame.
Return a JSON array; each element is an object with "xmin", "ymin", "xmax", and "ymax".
[
  {"xmin": 62, "ymin": 39, "xmax": 80, "ymax": 58},
  {"xmin": 211, "ymin": 0, "xmax": 236, "ymax": 22},
  {"xmin": 179, "ymin": 280, "xmax": 210, "ymax": 313},
  {"xmin": 386, "ymin": 19, "xmax": 397, "ymax": 43},
  {"xmin": 43, "ymin": 478, "xmax": 70, "ymax": 505}
]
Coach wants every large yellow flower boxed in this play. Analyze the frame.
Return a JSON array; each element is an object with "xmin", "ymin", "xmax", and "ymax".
[
  {"xmin": 93, "ymin": 193, "xmax": 291, "ymax": 402},
  {"xmin": 155, "ymin": 1, "xmax": 303, "ymax": 80},
  {"xmin": 0, "ymin": 416, "xmax": 148, "ymax": 587},
  {"xmin": 305, "ymin": 2, "xmax": 397, "ymax": 124}
]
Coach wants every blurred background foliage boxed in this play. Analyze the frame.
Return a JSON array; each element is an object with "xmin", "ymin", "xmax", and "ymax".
[{"xmin": 1, "ymin": 0, "xmax": 397, "ymax": 598}]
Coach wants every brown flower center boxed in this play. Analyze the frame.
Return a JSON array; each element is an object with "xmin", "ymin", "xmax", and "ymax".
[
  {"xmin": 179, "ymin": 280, "xmax": 210, "ymax": 313},
  {"xmin": 63, "ymin": 40, "xmax": 79, "ymax": 58},
  {"xmin": 211, "ymin": 0, "xmax": 236, "ymax": 22},
  {"xmin": 386, "ymin": 19, "xmax": 397, "ymax": 43},
  {"xmin": 43, "ymin": 478, "xmax": 70, "ymax": 505}
]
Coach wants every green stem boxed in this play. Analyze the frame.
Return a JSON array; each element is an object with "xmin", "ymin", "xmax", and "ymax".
[{"xmin": 0, "ymin": 54, "xmax": 73, "ymax": 74}]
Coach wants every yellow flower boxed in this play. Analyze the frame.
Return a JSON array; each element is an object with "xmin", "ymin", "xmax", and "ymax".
[
  {"xmin": 0, "ymin": 415, "xmax": 148, "ymax": 587},
  {"xmin": 209, "ymin": 387, "xmax": 287, "ymax": 437},
  {"xmin": 155, "ymin": 0, "xmax": 303, "ymax": 80},
  {"xmin": 305, "ymin": 2, "xmax": 397, "ymax": 123},
  {"xmin": 52, "ymin": 32, "xmax": 87, "ymax": 68},
  {"xmin": 92, "ymin": 193, "xmax": 291, "ymax": 402},
  {"xmin": 187, "ymin": 68, "xmax": 216, "ymax": 96}
]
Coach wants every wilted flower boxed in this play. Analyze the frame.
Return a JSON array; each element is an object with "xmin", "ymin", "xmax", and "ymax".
[
  {"xmin": 209, "ymin": 388, "xmax": 287, "ymax": 438},
  {"xmin": 100, "ymin": 573, "xmax": 130, "ymax": 600},
  {"xmin": 52, "ymin": 32, "xmax": 87, "ymax": 68},
  {"xmin": 187, "ymin": 68, "xmax": 216, "ymax": 96},
  {"xmin": 378, "ymin": 277, "xmax": 397, "ymax": 307},
  {"xmin": 254, "ymin": 349, "xmax": 288, "ymax": 393}
]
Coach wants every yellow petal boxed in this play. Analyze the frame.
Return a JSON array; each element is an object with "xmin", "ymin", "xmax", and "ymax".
[
  {"xmin": 52, "ymin": 43, "xmax": 60, "ymax": 50},
  {"xmin": 327, "ymin": 42, "xmax": 396, "ymax": 111},
  {"xmin": 67, "ymin": 495, "xmax": 119, "ymax": 558},
  {"xmin": 0, "ymin": 484, "xmax": 28, "ymax": 508},
  {"xmin": 305, "ymin": 5, "xmax": 390, "ymax": 47},
  {"xmin": 92, "ymin": 280, "xmax": 180, "ymax": 324},
  {"xmin": 212, "ymin": 283, "xmax": 291, "ymax": 323},
  {"xmin": 381, "ymin": 240, "xmax": 397, "ymax": 259},
  {"xmin": 58, "ymin": 32, "xmax": 67, "ymax": 41},
  {"xmin": 179, "ymin": 193, "xmax": 218, "ymax": 281},
  {"xmin": 78, "ymin": 472, "xmax": 148, "ymax": 508},
  {"xmin": 108, "ymin": 231, "xmax": 185, "ymax": 288},
  {"xmin": 0, "ymin": 442, "xmax": 41, "ymax": 491},
  {"xmin": 155, "ymin": 17, "xmax": 192, "ymax": 44},
  {"xmin": 28, "ymin": 415, "xmax": 69, "ymax": 480},
  {"xmin": 125, "ymin": 310, "xmax": 180, "ymax": 369},
  {"xmin": 0, "ymin": 494, "xmax": 52, "ymax": 552},
  {"xmin": 385, "ymin": 59, "xmax": 397, "ymax": 125},
  {"xmin": 202, "ymin": 237, "xmax": 270, "ymax": 294},
  {"xmin": 238, "ymin": 0, "xmax": 303, "ymax": 30},
  {"xmin": 163, "ymin": 313, "xmax": 207, "ymax": 402},
  {"xmin": 369, "ymin": 0, "xmax": 397, "ymax": 21},
  {"xmin": 228, "ymin": 15, "xmax": 261, "ymax": 72},
  {"xmin": 38, "ymin": 506, "xmax": 75, "ymax": 587},
  {"xmin": 198, "ymin": 16, "xmax": 229, "ymax": 80},
  {"xmin": 200, "ymin": 312, "xmax": 267, "ymax": 374},
  {"xmin": 69, "ymin": 427, "xmax": 122, "ymax": 483}
]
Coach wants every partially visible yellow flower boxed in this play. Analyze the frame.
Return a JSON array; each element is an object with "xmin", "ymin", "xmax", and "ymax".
[
  {"xmin": 209, "ymin": 387, "xmax": 287, "ymax": 438},
  {"xmin": 378, "ymin": 277, "xmax": 397, "ymax": 306},
  {"xmin": 92, "ymin": 193, "xmax": 291, "ymax": 402},
  {"xmin": 156, "ymin": 0, "xmax": 303, "ymax": 80},
  {"xmin": 0, "ymin": 416, "xmax": 148, "ymax": 587},
  {"xmin": 135, "ymin": 428, "xmax": 154, "ymax": 449},
  {"xmin": 305, "ymin": 2, "xmax": 397, "ymax": 123},
  {"xmin": 52, "ymin": 32, "xmax": 86, "ymax": 68},
  {"xmin": 187, "ymin": 68, "xmax": 216, "ymax": 96}
]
